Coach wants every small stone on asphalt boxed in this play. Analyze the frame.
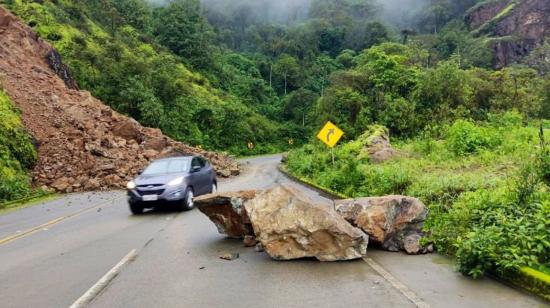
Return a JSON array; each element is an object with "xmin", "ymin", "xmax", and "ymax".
[{"xmin": 219, "ymin": 252, "xmax": 239, "ymax": 261}]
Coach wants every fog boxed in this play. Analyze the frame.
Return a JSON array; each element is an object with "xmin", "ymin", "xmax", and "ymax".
[
  {"xmin": 377, "ymin": 0, "xmax": 430, "ymax": 29},
  {"xmin": 201, "ymin": 0, "xmax": 311, "ymax": 24},
  {"xmin": 145, "ymin": 0, "xmax": 430, "ymax": 28}
]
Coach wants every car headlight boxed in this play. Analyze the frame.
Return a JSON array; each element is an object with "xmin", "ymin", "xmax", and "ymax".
[
  {"xmin": 126, "ymin": 181, "xmax": 136, "ymax": 190},
  {"xmin": 168, "ymin": 177, "xmax": 184, "ymax": 187}
]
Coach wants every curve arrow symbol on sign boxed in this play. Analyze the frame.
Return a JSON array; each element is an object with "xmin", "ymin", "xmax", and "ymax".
[{"xmin": 326, "ymin": 128, "xmax": 335, "ymax": 143}]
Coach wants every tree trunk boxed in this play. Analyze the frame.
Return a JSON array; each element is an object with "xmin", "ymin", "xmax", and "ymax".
[
  {"xmin": 269, "ymin": 63, "xmax": 273, "ymax": 88},
  {"xmin": 284, "ymin": 74, "xmax": 287, "ymax": 95}
]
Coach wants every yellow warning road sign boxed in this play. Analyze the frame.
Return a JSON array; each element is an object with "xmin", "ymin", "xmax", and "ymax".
[{"xmin": 317, "ymin": 121, "xmax": 344, "ymax": 148}]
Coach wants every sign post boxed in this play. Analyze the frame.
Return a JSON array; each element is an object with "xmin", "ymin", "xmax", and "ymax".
[{"xmin": 316, "ymin": 121, "xmax": 344, "ymax": 166}]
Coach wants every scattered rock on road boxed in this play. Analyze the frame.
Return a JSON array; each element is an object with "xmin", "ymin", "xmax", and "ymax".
[
  {"xmin": 245, "ymin": 186, "xmax": 368, "ymax": 261},
  {"xmin": 254, "ymin": 243, "xmax": 264, "ymax": 253},
  {"xmin": 336, "ymin": 195, "xmax": 430, "ymax": 254},
  {"xmin": 194, "ymin": 191, "xmax": 257, "ymax": 238},
  {"xmin": 243, "ymin": 235, "xmax": 258, "ymax": 247},
  {"xmin": 219, "ymin": 252, "xmax": 240, "ymax": 261}
]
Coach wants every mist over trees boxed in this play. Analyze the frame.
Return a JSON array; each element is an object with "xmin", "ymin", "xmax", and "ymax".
[
  {"xmin": 6, "ymin": 0, "xmax": 547, "ymax": 155},
  {"xmin": 145, "ymin": 0, "xmax": 483, "ymax": 32}
]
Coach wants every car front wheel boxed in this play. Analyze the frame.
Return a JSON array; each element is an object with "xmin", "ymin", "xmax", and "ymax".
[
  {"xmin": 177, "ymin": 188, "xmax": 194, "ymax": 211},
  {"xmin": 129, "ymin": 202, "xmax": 144, "ymax": 215}
]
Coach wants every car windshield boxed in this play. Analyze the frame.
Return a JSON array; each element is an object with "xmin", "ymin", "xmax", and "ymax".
[{"xmin": 142, "ymin": 159, "xmax": 190, "ymax": 176}]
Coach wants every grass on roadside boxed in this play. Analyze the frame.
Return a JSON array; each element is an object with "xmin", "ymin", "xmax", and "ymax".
[
  {"xmin": 0, "ymin": 193, "xmax": 59, "ymax": 215},
  {"xmin": 286, "ymin": 113, "xmax": 550, "ymax": 279}
]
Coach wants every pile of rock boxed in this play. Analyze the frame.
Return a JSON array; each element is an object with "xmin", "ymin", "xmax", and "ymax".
[
  {"xmin": 0, "ymin": 7, "xmax": 239, "ymax": 193},
  {"xmin": 195, "ymin": 185, "xmax": 431, "ymax": 261}
]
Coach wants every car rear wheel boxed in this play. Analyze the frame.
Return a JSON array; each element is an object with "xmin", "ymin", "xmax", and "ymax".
[
  {"xmin": 129, "ymin": 202, "xmax": 144, "ymax": 215},
  {"xmin": 177, "ymin": 188, "xmax": 194, "ymax": 211}
]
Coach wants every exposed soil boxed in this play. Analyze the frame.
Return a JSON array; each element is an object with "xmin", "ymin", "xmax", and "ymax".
[{"xmin": 0, "ymin": 7, "xmax": 239, "ymax": 193}]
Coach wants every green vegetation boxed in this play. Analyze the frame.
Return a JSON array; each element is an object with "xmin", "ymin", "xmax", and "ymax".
[
  {"xmin": 503, "ymin": 267, "xmax": 550, "ymax": 301},
  {"xmin": 0, "ymin": 90, "xmax": 38, "ymax": 204},
  {"xmin": 1, "ymin": 0, "xmax": 548, "ymax": 279},
  {"xmin": 2, "ymin": 0, "xmax": 516, "ymax": 155},
  {"xmin": 2, "ymin": 0, "xmax": 302, "ymax": 155},
  {"xmin": 287, "ymin": 115, "xmax": 549, "ymax": 278}
]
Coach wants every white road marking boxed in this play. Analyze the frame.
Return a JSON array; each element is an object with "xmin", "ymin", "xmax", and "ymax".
[
  {"xmin": 70, "ymin": 249, "xmax": 138, "ymax": 308},
  {"xmin": 363, "ymin": 257, "xmax": 432, "ymax": 308},
  {"xmin": 0, "ymin": 197, "xmax": 122, "ymax": 246}
]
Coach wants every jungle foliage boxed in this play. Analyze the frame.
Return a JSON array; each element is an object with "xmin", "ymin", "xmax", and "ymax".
[
  {"xmin": 287, "ymin": 116, "xmax": 549, "ymax": 277},
  {"xmin": 0, "ymin": 90, "xmax": 37, "ymax": 204},
  {"xmin": 4, "ymin": 0, "xmax": 531, "ymax": 155}
]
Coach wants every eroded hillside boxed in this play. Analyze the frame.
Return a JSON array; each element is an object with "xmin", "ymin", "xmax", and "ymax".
[
  {"xmin": 467, "ymin": 0, "xmax": 550, "ymax": 68},
  {"xmin": 0, "ymin": 7, "xmax": 238, "ymax": 193}
]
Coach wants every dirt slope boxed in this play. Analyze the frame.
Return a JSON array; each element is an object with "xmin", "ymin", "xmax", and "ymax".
[{"xmin": 0, "ymin": 7, "xmax": 239, "ymax": 193}]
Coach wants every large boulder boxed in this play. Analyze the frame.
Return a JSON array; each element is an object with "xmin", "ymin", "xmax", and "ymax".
[
  {"xmin": 245, "ymin": 186, "xmax": 368, "ymax": 261},
  {"xmin": 111, "ymin": 120, "xmax": 143, "ymax": 142},
  {"xmin": 194, "ymin": 191, "xmax": 258, "ymax": 238},
  {"xmin": 336, "ymin": 196, "xmax": 429, "ymax": 254},
  {"xmin": 362, "ymin": 125, "xmax": 396, "ymax": 164}
]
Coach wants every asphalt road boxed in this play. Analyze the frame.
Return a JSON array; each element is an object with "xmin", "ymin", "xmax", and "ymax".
[{"xmin": 0, "ymin": 155, "xmax": 546, "ymax": 308}]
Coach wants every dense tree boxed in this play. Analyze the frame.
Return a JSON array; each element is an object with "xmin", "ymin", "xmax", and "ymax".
[
  {"xmin": 364, "ymin": 22, "xmax": 390, "ymax": 49},
  {"xmin": 4, "ymin": 0, "xmax": 547, "ymax": 155},
  {"xmin": 153, "ymin": 0, "xmax": 215, "ymax": 71},
  {"xmin": 283, "ymin": 88, "xmax": 319, "ymax": 126},
  {"xmin": 273, "ymin": 54, "xmax": 301, "ymax": 95}
]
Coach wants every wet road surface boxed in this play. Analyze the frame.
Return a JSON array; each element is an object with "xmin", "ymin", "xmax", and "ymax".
[{"xmin": 0, "ymin": 155, "xmax": 545, "ymax": 307}]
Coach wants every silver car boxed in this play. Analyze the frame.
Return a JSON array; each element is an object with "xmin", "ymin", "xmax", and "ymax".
[{"xmin": 126, "ymin": 156, "xmax": 217, "ymax": 214}]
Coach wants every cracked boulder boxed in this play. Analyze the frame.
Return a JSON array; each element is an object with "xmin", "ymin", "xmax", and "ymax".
[
  {"xmin": 245, "ymin": 186, "xmax": 368, "ymax": 261},
  {"xmin": 336, "ymin": 196, "xmax": 429, "ymax": 254},
  {"xmin": 194, "ymin": 191, "xmax": 257, "ymax": 238}
]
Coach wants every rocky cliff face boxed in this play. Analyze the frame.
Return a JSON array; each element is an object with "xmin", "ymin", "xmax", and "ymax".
[
  {"xmin": 0, "ymin": 7, "xmax": 239, "ymax": 193},
  {"xmin": 466, "ymin": 0, "xmax": 550, "ymax": 68}
]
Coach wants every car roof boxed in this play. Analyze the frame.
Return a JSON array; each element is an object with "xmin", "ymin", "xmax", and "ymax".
[{"xmin": 153, "ymin": 156, "xmax": 195, "ymax": 162}]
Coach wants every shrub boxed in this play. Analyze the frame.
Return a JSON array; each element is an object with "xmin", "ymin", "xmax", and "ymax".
[
  {"xmin": 0, "ymin": 91, "xmax": 37, "ymax": 204},
  {"xmin": 430, "ymin": 161, "xmax": 550, "ymax": 278},
  {"xmin": 488, "ymin": 110, "xmax": 523, "ymax": 127},
  {"xmin": 446, "ymin": 120, "xmax": 501, "ymax": 155}
]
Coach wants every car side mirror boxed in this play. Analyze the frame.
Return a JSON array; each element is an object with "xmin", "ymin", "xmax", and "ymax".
[{"xmin": 191, "ymin": 166, "xmax": 201, "ymax": 173}]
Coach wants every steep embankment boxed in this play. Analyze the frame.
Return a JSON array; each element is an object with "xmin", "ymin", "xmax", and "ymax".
[
  {"xmin": 0, "ymin": 7, "xmax": 238, "ymax": 193},
  {"xmin": 466, "ymin": 0, "xmax": 550, "ymax": 68},
  {"xmin": 0, "ymin": 90, "xmax": 37, "ymax": 202}
]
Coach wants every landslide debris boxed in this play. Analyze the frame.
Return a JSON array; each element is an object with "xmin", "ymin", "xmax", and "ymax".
[
  {"xmin": 197, "ymin": 187, "xmax": 433, "ymax": 260},
  {"xmin": 245, "ymin": 186, "xmax": 369, "ymax": 261},
  {"xmin": 197, "ymin": 186, "xmax": 369, "ymax": 261},
  {"xmin": 0, "ymin": 7, "xmax": 239, "ymax": 193},
  {"xmin": 336, "ymin": 196, "xmax": 431, "ymax": 254},
  {"xmin": 194, "ymin": 191, "xmax": 257, "ymax": 239}
]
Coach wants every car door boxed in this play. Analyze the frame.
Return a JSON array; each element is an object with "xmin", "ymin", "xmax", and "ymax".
[
  {"xmin": 199, "ymin": 158, "xmax": 215, "ymax": 191},
  {"xmin": 190, "ymin": 158, "xmax": 203, "ymax": 194},
  {"xmin": 191, "ymin": 157, "xmax": 209, "ymax": 195}
]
